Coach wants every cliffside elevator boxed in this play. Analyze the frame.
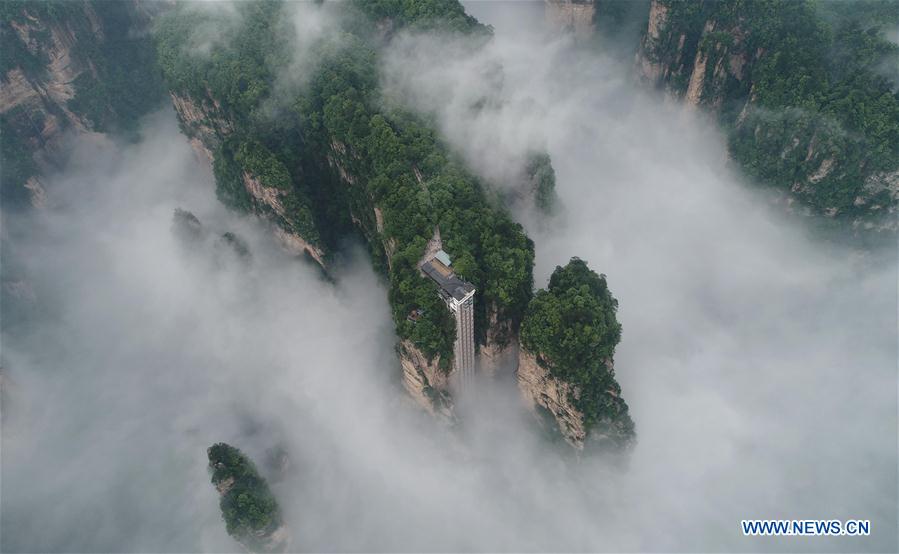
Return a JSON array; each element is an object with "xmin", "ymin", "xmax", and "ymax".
[{"xmin": 421, "ymin": 250, "xmax": 476, "ymax": 391}]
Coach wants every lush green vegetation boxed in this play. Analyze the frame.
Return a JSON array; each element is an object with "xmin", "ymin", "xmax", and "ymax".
[
  {"xmin": 207, "ymin": 443, "xmax": 282, "ymax": 548},
  {"xmin": 155, "ymin": 0, "xmax": 535, "ymax": 365},
  {"xmin": 520, "ymin": 258, "xmax": 634, "ymax": 446},
  {"xmin": 648, "ymin": 0, "xmax": 899, "ymax": 217}
]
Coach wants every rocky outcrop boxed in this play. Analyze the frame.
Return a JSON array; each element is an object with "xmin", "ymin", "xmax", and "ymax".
[
  {"xmin": 518, "ymin": 348, "xmax": 635, "ymax": 451},
  {"xmin": 637, "ymin": 2, "xmax": 750, "ymax": 105},
  {"xmin": 635, "ymin": 0, "xmax": 670, "ymax": 83},
  {"xmin": 169, "ymin": 91, "xmax": 233, "ymax": 163},
  {"xmin": 479, "ymin": 303, "xmax": 519, "ymax": 375},
  {"xmin": 172, "ymin": 209, "xmax": 254, "ymax": 265},
  {"xmin": 271, "ymin": 227, "xmax": 324, "ymax": 266},
  {"xmin": 517, "ymin": 348, "xmax": 587, "ymax": 448},
  {"xmin": 398, "ymin": 340, "xmax": 455, "ymax": 422},
  {"xmin": 683, "ymin": 32, "xmax": 710, "ymax": 106},
  {"xmin": 545, "ymin": 0, "xmax": 595, "ymax": 38},
  {"xmin": 853, "ymin": 169, "xmax": 899, "ymax": 232}
]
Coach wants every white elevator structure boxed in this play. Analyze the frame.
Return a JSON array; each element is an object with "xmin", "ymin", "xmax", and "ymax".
[{"xmin": 421, "ymin": 250, "xmax": 476, "ymax": 390}]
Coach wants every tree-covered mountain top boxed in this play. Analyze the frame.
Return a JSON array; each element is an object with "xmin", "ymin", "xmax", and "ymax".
[
  {"xmin": 520, "ymin": 258, "xmax": 632, "ymax": 440},
  {"xmin": 207, "ymin": 443, "xmax": 282, "ymax": 544},
  {"xmin": 522, "ymin": 258, "xmax": 621, "ymax": 372}
]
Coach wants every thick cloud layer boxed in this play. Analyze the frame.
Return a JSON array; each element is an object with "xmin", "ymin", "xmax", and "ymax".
[{"xmin": 2, "ymin": 4, "xmax": 897, "ymax": 554}]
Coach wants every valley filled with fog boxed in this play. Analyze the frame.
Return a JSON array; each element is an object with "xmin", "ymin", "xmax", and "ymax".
[{"xmin": 2, "ymin": 3, "xmax": 896, "ymax": 553}]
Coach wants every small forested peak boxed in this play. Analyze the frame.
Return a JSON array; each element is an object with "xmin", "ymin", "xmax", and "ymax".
[
  {"xmin": 353, "ymin": 0, "xmax": 492, "ymax": 35},
  {"xmin": 523, "ymin": 257, "xmax": 621, "ymax": 367},
  {"xmin": 207, "ymin": 443, "xmax": 287, "ymax": 553},
  {"xmin": 218, "ymin": 232, "xmax": 251, "ymax": 260},
  {"xmin": 520, "ymin": 258, "xmax": 634, "ymax": 448},
  {"xmin": 525, "ymin": 152, "xmax": 559, "ymax": 215},
  {"xmin": 172, "ymin": 208, "xmax": 204, "ymax": 244}
]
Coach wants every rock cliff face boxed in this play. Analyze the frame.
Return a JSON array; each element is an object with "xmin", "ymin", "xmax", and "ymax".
[
  {"xmin": 517, "ymin": 348, "xmax": 586, "ymax": 448},
  {"xmin": 634, "ymin": 0, "xmax": 669, "ymax": 83},
  {"xmin": 518, "ymin": 347, "xmax": 636, "ymax": 451},
  {"xmin": 168, "ymin": 91, "xmax": 232, "ymax": 164},
  {"xmin": 479, "ymin": 303, "xmax": 519, "ymax": 375},
  {"xmin": 398, "ymin": 340, "xmax": 455, "ymax": 421},
  {"xmin": 636, "ymin": 1, "xmax": 752, "ymax": 107},
  {"xmin": 545, "ymin": 0, "xmax": 595, "ymax": 38},
  {"xmin": 1, "ymin": 1, "xmax": 163, "ymax": 207}
]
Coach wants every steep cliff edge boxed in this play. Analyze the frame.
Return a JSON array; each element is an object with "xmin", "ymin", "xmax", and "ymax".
[
  {"xmin": 635, "ymin": 0, "xmax": 899, "ymax": 230},
  {"xmin": 0, "ymin": 0, "xmax": 164, "ymax": 207},
  {"xmin": 519, "ymin": 258, "xmax": 634, "ymax": 451},
  {"xmin": 399, "ymin": 340, "xmax": 455, "ymax": 421},
  {"xmin": 518, "ymin": 348, "xmax": 587, "ymax": 446},
  {"xmin": 166, "ymin": 90, "xmax": 325, "ymax": 266}
]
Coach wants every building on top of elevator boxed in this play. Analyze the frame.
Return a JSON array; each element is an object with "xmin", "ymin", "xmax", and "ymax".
[{"xmin": 421, "ymin": 250, "xmax": 476, "ymax": 389}]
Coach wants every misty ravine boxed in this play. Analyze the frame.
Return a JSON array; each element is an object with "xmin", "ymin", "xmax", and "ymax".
[{"xmin": 1, "ymin": 1, "xmax": 896, "ymax": 553}]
